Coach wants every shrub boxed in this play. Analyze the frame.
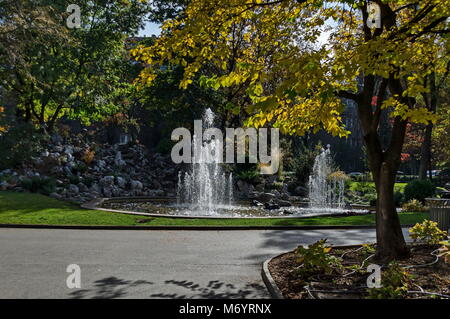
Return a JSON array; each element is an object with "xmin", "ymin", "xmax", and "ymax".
[
  {"xmin": 409, "ymin": 220, "xmax": 448, "ymax": 245},
  {"xmin": 20, "ymin": 176, "xmax": 56, "ymax": 195},
  {"xmin": 402, "ymin": 199, "xmax": 428, "ymax": 212},
  {"xmin": 328, "ymin": 170, "xmax": 350, "ymax": 182},
  {"xmin": 394, "ymin": 190, "xmax": 404, "ymax": 206},
  {"xmin": 80, "ymin": 149, "xmax": 95, "ymax": 165},
  {"xmin": 236, "ymin": 168, "xmax": 261, "ymax": 184},
  {"xmin": 367, "ymin": 261, "xmax": 410, "ymax": 299},
  {"xmin": 404, "ymin": 179, "xmax": 435, "ymax": 203},
  {"xmin": 72, "ymin": 162, "xmax": 88, "ymax": 174},
  {"xmin": 294, "ymin": 239, "xmax": 342, "ymax": 276},
  {"xmin": 0, "ymin": 123, "xmax": 46, "ymax": 170},
  {"xmin": 292, "ymin": 148, "xmax": 318, "ymax": 185},
  {"xmin": 68, "ymin": 175, "xmax": 81, "ymax": 185}
]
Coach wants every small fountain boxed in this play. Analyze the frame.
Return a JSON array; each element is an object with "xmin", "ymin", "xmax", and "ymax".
[
  {"xmin": 308, "ymin": 145, "xmax": 345, "ymax": 209},
  {"xmin": 177, "ymin": 108, "xmax": 233, "ymax": 214}
]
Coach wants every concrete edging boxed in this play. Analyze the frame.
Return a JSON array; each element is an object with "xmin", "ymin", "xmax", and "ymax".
[{"xmin": 261, "ymin": 256, "xmax": 285, "ymax": 299}]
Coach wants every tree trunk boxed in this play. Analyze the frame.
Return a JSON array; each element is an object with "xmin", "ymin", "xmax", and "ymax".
[
  {"xmin": 373, "ymin": 162, "xmax": 409, "ymax": 263},
  {"xmin": 418, "ymin": 124, "xmax": 432, "ymax": 180}
]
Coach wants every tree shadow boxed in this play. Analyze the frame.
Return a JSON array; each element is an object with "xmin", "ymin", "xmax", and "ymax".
[
  {"xmin": 69, "ymin": 276, "xmax": 153, "ymax": 299},
  {"xmin": 150, "ymin": 279, "xmax": 268, "ymax": 299}
]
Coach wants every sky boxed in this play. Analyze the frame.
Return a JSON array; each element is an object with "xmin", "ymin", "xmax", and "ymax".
[
  {"xmin": 137, "ymin": 19, "xmax": 332, "ymax": 45},
  {"xmin": 138, "ymin": 21, "xmax": 161, "ymax": 37}
]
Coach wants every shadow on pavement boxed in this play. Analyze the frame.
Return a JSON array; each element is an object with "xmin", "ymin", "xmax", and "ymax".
[
  {"xmin": 150, "ymin": 279, "xmax": 268, "ymax": 299},
  {"xmin": 69, "ymin": 276, "xmax": 153, "ymax": 299}
]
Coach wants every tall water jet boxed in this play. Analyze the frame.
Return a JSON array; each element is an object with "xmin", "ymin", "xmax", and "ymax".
[
  {"xmin": 177, "ymin": 108, "xmax": 233, "ymax": 213},
  {"xmin": 308, "ymin": 145, "xmax": 345, "ymax": 209}
]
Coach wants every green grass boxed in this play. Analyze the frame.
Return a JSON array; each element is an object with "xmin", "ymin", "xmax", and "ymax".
[
  {"xmin": 0, "ymin": 191, "xmax": 427, "ymax": 227},
  {"xmin": 348, "ymin": 181, "xmax": 407, "ymax": 193}
]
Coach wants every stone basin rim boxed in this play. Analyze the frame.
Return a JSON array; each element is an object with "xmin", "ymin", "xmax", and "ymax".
[{"xmin": 82, "ymin": 197, "xmax": 375, "ymax": 220}]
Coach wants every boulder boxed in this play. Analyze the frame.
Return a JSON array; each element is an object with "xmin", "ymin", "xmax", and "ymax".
[
  {"xmin": 0, "ymin": 181, "xmax": 9, "ymax": 191},
  {"xmin": 68, "ymin": 184, "xmax": 79, "ymax": 195},
  {"xmin": 264, "ymin": 200, "xmax": 280, "ymax": 210},
  {"xmin": 275, "ymin": 199, "xmax": 292, "ymax": 207},
  {"xmin": 77, "ymin": 182, "xmax": 88, "ymax": 193},
  {"xmin": 294, "ymin": 185, "xmax": 308, "ymax": 196},
  {"xmin": 49, "ymin": 192, "xmax": 62, "ymax": 200},
  {"xmin": 237, "ymin": 180, "xmax": 255, "ymax": 195},
  {"xmin": 100, "ymin": 176, "xmax": 115, "ymax": 186},
  {"xmin": 257, "ymin": 192, "xmax": 276, "ymax": 203},
  {"xmin": 147, "ymin": 189, "xmax": 165, "ymax": 197},
  {"xmin": 130, "ymin": 180, "xmax": 143, "ymax": 191},
  {"xmin": 116, "ymin": 176, "xmax": 127, "ymax": 188}
]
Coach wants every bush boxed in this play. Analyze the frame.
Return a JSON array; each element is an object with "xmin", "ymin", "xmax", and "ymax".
[
  {"xmin": 20, "ymin": 176, "xmax": 56, "ymax": 195},
  {"xmin": 409, "ymin": 220, "xmax": 448, "ymax": 245},
  {"xmin": 291, "ymin": 147, "xmax": 318, "ymax": 186},
  {"xmin": 294, "ymin": 239, "xmax": 342, "ymax": 276},
  {"xmin": 394, "ymin": 190, "xmax": 404, "ymax": 206},
  {"xmin": 404, "ymin": 179, "xmax": 435, "ymax": 203},
  {"xmin": 402, "ymin": 199, "xmax": 428, "ymax": 212},
  {"xmin": 0, "ymin": 123, "xmax": 46, "ymax": 170},
  {"xmin": 236, "ymin": 168, "xmax": 261, "ymax": 184}
]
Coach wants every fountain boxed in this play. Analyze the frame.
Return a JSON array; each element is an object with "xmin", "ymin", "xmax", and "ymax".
[
  {"xmin": 97, "ymin": 116, "xmax": 367, "ymax": 218},
  {"xmin": 177, "ymin": 108, "xmax": 234, "ymax": 214},
  {"xmin": 308, "ymin": 145, "xmax": 345, "ymax": 209}
]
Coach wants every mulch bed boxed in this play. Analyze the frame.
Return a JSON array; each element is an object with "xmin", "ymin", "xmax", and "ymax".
[{"xmin": 269, "ymin": 244, "xmax": 450, "ymax": 299}]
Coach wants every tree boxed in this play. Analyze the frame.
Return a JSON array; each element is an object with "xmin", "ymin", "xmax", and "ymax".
[
  {"xmin": 132, "ymin": 0, "xmax": 449, "ymax": 262},
  {"xmin": 0, "ymin": 0, "xmax": 149, "ymax": 132}
]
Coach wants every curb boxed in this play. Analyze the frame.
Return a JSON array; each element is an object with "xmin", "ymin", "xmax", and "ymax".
[
  {"xmin": 261, "ymin": 256, "xmax": 285, "ymax": 299},
  {"xmin": 0, "ymin": 224, "xmax": 400, "ymax": 231}
]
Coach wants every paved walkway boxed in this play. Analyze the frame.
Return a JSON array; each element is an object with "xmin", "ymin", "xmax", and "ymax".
[{"xmin": 0, "ymin": 228, "xmax": 410, "ymax": 299}]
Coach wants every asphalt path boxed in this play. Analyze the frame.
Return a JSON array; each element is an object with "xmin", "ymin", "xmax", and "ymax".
[{"xmin": 0, "ymin": 228, "xmax": 410, "ymax": 299}]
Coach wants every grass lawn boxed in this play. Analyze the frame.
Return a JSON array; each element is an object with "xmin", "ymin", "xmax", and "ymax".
[
  {"xmin": 347, "ymin": 181, "xmax": 407, "ymax": 193},
  {"xmin": 0, "ymin": 191, "xmax": 427, "ymax": 227}
]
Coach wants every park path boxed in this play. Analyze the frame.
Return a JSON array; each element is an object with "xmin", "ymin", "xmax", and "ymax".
[{"xmin": 0, "ymin": 228, "xmax": 410, "ymax": 299}]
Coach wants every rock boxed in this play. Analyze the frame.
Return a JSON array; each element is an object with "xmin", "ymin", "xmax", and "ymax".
[
  {"xmin": 116, "ymin": 176, "xmax": 127, "ymax": 188},
  {"xmin": 258, "ymin": 192, "xmax": 276, "ymax": 203},
  {"xmin": 90, "ymin": 183, "xmax": 101, "ymax": 193},
  {"xmin": 294, "ymin": 185, "xmax": 308, "ymax": 196},
  {"xmin": 0, "ymin": 181, "xmax": 9, "ymax": 191},
  {"xmin": 251, "ymin": 200, "xmax": 264, "ymax": 207},
  {"xmin": 68, "ymin": 184, "xmax": 79, "ymax": 195},
  {"xmin": 264, "ymin": 200, "xmax": 280, "ymax": 210},
  {"xmin": 100, "ymin": 176, "xmax": 115, "ymax": 186},
  {"xmin": 441, "ymin": 191, "xmax": 450, "ymax": 199},
  {"xmin": 237, "ymin": 180, "xmax": 255, "ymax": 195},
  {"xmin": 248, "ymin": 191, "xmax": 261, "ymax": 199},
  {"xmin": 147, "ymin": 189, "xmax": 165, "ymax": 197},
  {"xmin": 282, "ymin": 210, "xmax": 294, "ymax": 215},
  {"xmin": 77, "ymin": 182, "xmax": 88, "ymax": 192},
  {"xmin": 275, "ymin": 199, "xmax": 292, "ymax": 207},
  {"xmin": 50, "ymin": 166, "xmax": 64, "ymax": 175},
  {"xmin": 255, "ymin": 183, "xmax": 265, "ymax": 192},
  {"xmin": 96, "ymin": 160, "xmax": 106, "ymax": 171},
  {"xmin": 102, "ymin": 186, "xmax": 112, "ymax": 198},
  {"xmin": 64, "ymin": 146, "xmax": 74, "ymax": 155},
  {"xmin": 114, "ymin": 151, "xmax": 126, "ymax": 167},
  {"xmin": 130, "ymin": 180, "xmax": 143, "ymax": 191},
  {"xmin": 49, "ymin": 192, "xmax": 62, "ymax": 200}
]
